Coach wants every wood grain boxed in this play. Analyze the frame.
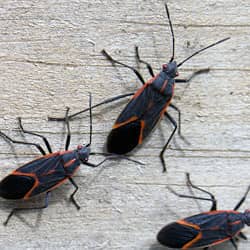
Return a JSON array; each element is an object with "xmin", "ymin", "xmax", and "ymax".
[{"xmin": 0, "ymin": 0, "xmax": 249, "ymax": 249}]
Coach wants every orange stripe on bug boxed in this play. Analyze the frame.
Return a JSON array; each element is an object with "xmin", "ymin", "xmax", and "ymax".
[
  {"xmin": 113, "ymin": 116, "xmax": 138, "ymax": 129},
  {"xmin": 64, "ymin": 159, "xmax": 76, "ymax": 168},
  {"xmin": 138, "ymin": 120, "xmax": 145, "ymax": 144}
]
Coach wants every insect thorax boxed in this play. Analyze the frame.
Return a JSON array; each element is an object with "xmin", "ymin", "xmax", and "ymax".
[
  {"xmin": 151, "ymin": 71, "xmax": 175, "ymax": 98},
  {"xmin": 76, "ymin": 145, "xmax": 90, "ymax": 163}
]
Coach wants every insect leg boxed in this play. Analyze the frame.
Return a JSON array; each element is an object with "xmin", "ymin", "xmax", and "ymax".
[
  {"xmin": 168, "ymin": 104, "xmax": 181, "ymax": 135},
  {"xmin": 135, "ymin": 46, "xmax": 155, "ymax": 77},
  {"xmin": 48, "ymin": 93, "xmax": 134, "ymax": 121},
  {"xmin": 68, "ymin": 177, "xmax": 80, "ymax": 210},
  {"xmin": 167, "ymin": 173, "xmax": 216, "ymax": 210},
  {"xmin": 175, "ymin": 68, "xmax": 210, "ymax": 83},
  {"xmin": 230, "ymin": 238, "xmax": 238, "ymax": 250},
  {"xmin": 83, "ymin": 157, "xmax": 112, "ymax": 168},
  {"xmin": 18, "ymin": 117, "xmax": 52, "ymax": 153},
  {"xmin": 238, "ymin": 232, "xmax": 247, "ymax": 240},
  {"xmin": 186, "ymin": 173, "xmax": 217, "ymax": 211},
  {"xmin": 160, "ymin": 112, "xmax": 177, "ymax": 172},
  {"xmin": 3, "ymin": 192, "xmax": 50, "ymax": 226},
  {"xmin": 233, "ymin": 185, "xmax": 250, "ymax": 211},
  {"xmin": 0, "ymin": 131, "xmax": 46, "ymax": 155},
  {"xmin": 102, "ymin": 49, "xmax": 146, "ymax": 85},
  {"xmin": 90, "ymin": 152, "xmax": 144, "ymax": 165},
  {"xmin": 167, "ymin": 185, "xmax": 216, "ymax": 209}
]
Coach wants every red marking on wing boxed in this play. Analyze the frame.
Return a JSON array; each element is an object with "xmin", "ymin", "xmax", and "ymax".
[
  {"xmin": 138, "ymin": 120, "xmax": 145, "ymax": 144},
  {"xmin": 160, "ymin": 80, "xmax": 168, "ymax": 94},
  {"xmin": 113, "ymin": 116, "xmax": 138, "ymax": 129},
  {"xmin": 47, "ymin": 166, "xmax": 80, "ymax": 192},
  {"xmin": 64, "ymin": 159, "xmax": 76, "ymax": 168},
  {"xmin": 132, "ymin": 74, "xmax": 159, "ymax": 99},
  {"xmin": 176, "ymin": 220, "xmax": 202, "ymax": 249}
]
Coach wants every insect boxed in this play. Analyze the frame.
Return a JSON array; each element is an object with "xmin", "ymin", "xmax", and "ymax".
[
  {"xmin": 49, "ymin": 2, "xmax": 230, "ymax": 172},
  {"xmin": 0, "ymin": 94, "xmax": 109, "ymax": 225},
  {"xmin": 157, "ymin": 173, "xmax": 250, "ymax": 249}
]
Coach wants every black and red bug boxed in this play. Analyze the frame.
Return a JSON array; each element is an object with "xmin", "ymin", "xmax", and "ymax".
[
  {"xmin": 0, "ymin": 94, "xmax": 110, "ymax": 225},
  {"xmin": 157, "ymin": 173, "xmax": 250, "ymax": 249},
  {"xmin": 48, "ymin": 2, "xmax": 230, "ymax": 172}
]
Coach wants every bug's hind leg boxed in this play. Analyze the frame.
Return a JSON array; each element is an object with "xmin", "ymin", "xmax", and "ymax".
[
  {"xmin": 18, "ymin": 117, "xmax": 52, "ymax": 153},
  {"xmin": 167, "ymin": 104, "xmax": 190, "ymax": 146},
  {"xmin": 0, "ymin": 130, "xmax": 46, "ymax": 155},
  {"xmin": 168, "ymin": 104, "xmax": 182, "ymax": 135},
  {"xmin": 102, "ymin": 49, "xmax": 146, "ymax": 85},
  {"xmin": 135, "ymin": 46, "xmax": 155, "ymax": 77},
  {"xmin": 167, "ymin": 173, "xmax": 217, "ymax": 211},
  {"xmin": 3, "ymin": 192, "xmax": 50, "ymax": 226},
  {"xmin": 68, "ymin": 177, "xmax": 80, "ymax": 210},
  {"xmin": 160, "ymin": 112, "xmax": 178, "ymax": 172},
  {"xmin": 186, "ymin": 173, "xmax": 217, "ymax": 211}
]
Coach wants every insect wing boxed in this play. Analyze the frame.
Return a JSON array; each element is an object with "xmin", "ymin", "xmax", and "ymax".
[
  {"xmin": 184, "ymin": 211, "xmax": 244, "ymax": 248},
  {"xmin": 190, "ymin": 211, "xmax": 244, "ymax": 248},
  {"xmin": 108, "ymin": 85, "xmax": 171, "ymax": 154},
  {"xmin": 116, "ymin": 85, "xmax": 170, "ymax": 132},
  {"xmin": 15, "ymin": 152, "xmax": 78, "ymax": 197},
  {"xmin": 157, "ymin": 221, "xmax": 200, "ymax": 248},
  {"xmin": 158, "ymin": 211, "xmax": 244, "ymax": 248}
]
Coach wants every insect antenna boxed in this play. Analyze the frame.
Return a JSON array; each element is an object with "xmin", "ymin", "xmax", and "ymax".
[
  {"xmin": 65, "ymin": 107, "xmax": 71, "ymax": 150},
  {"xmin": 165, "ymin": 2, "xmax": 175, "ymax": 62},
  {"xmin": 86, "ymin": 92, "xmax": 93, "ymax": 147},
  {"xmin": 177, "ymin": 37, "xmax": 230, "ymax": 68}
]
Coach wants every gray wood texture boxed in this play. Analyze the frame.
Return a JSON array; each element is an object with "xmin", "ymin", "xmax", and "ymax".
[{"xmin": 0, "ymin": 0, "xmax": 249, "ymax": 249}]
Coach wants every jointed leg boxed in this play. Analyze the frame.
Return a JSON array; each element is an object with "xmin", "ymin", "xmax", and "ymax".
[
  {"xmin": 238, "ymin": 232, "xmax": 247, "ymax": 240},
  {"xmin": 3, "ymin": 192, "xmax": 50, "ymax": 226},
  {"xmin": 135, "ymin": 46, "xmax": 155, "ymax": 77},
  {"xmin": 167, "ymin": 174, "xmax": 216, "ymax": 210},
  {"xmin": 168, "ymin": 104, "xmax": 181, "ymax": 135},
  {"xmin": 102, "ymin": 49, "xmax": 146, "ymax": 85},
  {"xmin": 90, "ymin": 152, "xmax": 144, "ymax": 165},
  {"xmin": 234, "ymin": 185, "xmax": 250, "ymax": 211},
  {"xmin": 186, "ymin": 173, "xmax": 217, "ymax": 211},
  {"xmin": 230, "ymin": 238, "xmax": 238, "ymax": 250},
  {"xmin": 18, "ymin": 117, "xmax": 52, "ymax": 153},
  {"xmin": 175, "ymin": 68, "xmax": 210, "ymax": 83},
  {"xmin": 0, "ymin": 131, "xmax": 46, "ymax": 155},
  {"xmin": 48, "ymin": 92, "xmax": 134, "ymax": 122},
  {"xmin": 160, "ymin": 112, "xmax": 177, "ymax": 172},
  {"xmin": 83, "ymin": 155, "xmax": 120, "ymax": 168},
  {"xmin": 167, "ymin": 104, "xmax": 191, "ymax": 146},
  {"xmin": 68, "ymin": 177, "xmax": 80, "ymax": 210}
]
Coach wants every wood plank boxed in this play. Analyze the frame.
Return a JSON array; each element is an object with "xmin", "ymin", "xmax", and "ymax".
[{"xmin": 0, "ymin": 1, "xmax": 249, "ymax": 249}]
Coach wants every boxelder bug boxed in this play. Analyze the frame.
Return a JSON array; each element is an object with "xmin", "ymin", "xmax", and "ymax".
[
  {"xmin": 0, "ymin": 94, "xmax": 111, "ymax": 226},
  {"xmin": 157, "ymin": 173, "xmax": 250, "ymax": 249},
  {"xmin": 49, "ymin": 2, "xmax": 230, "ymax": 172}
]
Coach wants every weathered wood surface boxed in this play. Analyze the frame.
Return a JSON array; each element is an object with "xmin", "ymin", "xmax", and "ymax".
[{"xmin": 0, "ymin": 0, "xmax": 249, "ymax": 249}]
